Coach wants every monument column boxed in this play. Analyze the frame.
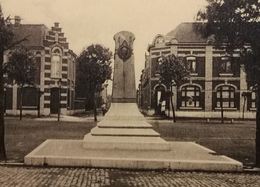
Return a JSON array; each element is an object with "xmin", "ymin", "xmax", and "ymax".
[{"xmin": 112, "ymin": 31, "xmax": 136, "ymax": 103}]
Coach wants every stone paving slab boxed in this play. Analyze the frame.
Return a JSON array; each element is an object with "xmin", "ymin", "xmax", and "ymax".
[
  {"xmin": 0, "ymin": 165, "xmax": 259, "ymax": 187},
  {"xmin": 25, "ymin": 140, "xmax": 242, "ymax": 171}
]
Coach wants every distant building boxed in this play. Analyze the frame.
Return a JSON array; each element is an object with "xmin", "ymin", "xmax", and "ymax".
[
  {"xmin": 4, "ymin": 18, "xmax": 76, "ymax": 116},
  {"xmin": 138, "ymin": 22, "xmax": 256, "ymax": 119}
]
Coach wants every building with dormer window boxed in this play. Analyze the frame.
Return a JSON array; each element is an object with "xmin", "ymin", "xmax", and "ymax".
[
  {"xmin": 3, "ymin": 20, "xmax": 76, "ymax": 116},
  {"xmin": 138, "ymin": 22, "xmax": 255, "ymax": 119}
]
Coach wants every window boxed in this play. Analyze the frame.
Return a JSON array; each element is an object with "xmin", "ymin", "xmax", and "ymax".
[
  {"xmin": 53, "ymin": 49, "xmax": 61, "ymax": 54},
  {"xmin": 249, "ymin": 87, "xmax": 257, "ymax": 109},
  {"xmin": 51, "ymin": 48, "xmax": 62, "ymax": 79},
  {"xmin": 251, "ymin": 91, "xmax": 256, "ymax": 108},
  {"xmin": 186, "ymin": 56, "xmax": 196, "ymax": 73},
  {"xmin": 216, "ymin": 85, "xmax": 236, "ymax": 108},
  {"xmin": 219, "ymin": 57, "xmax": 232, "ymax": 74},
  {"xmin": 55, "ymin": 33, "xmax": 59, "ymax": 42},
  {"xmin": 180, "ymin": 85, "xmax": 201, "ymax": 108},
  {"xmin": 155, "ymin": 36, "xmax": 164, "ymax": 44}
]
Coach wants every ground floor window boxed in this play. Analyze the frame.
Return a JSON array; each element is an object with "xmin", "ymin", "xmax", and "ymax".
[
  {"xmin": 248, "ymin": 87, "xmax": 257, "ymax": 110},
  {"xmin": 17, "ymin": 87, "xmax": 38, "ymax": 109},
  {"xmin": 216, "ymin": 85, "xmax": 236, "ymax": 108},
  {"xmin": 180, "ymin": 85, "xmax": 201, "ymax": 108}
]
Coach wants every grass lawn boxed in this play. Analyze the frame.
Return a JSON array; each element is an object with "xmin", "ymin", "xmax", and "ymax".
[
  {"xmin": 3, "ymin": 117, "xmax": 256, "ymax": 167},
  {"xmin": 5, "ymin": 118, "xmax": 96, "ymax": 162},
  {"xmin": 149, "ymin": 119, "xmax": 256, "ymax": 167}
]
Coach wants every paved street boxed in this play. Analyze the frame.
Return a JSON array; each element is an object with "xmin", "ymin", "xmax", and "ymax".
[{"xmin": 0, "ymin": 165, "xmax": 259, "ymax": 187}]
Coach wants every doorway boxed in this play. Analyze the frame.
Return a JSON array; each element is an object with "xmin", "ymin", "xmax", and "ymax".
[
  {"xmin": 50, "ymin": 87, "xmax": 59, "ymax": 114},
  {"xmin": 154, "ymin": 85, "xmax": 166, "ymax": 115}
]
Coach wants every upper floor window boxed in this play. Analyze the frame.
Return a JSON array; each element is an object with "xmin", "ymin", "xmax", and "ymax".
[
  {"xmin": 55, "ymin": 33, "xmax": 59, "ymax": 42},
  {"xmin": 219, "ymin": 56, "xmax": 232, "ymax": 75},
  {"xmin": 51, "ymin": 48, "xmax": 62, "ymax": 79},
  {"xmin": 186, "ymin": 56, "xmax": 197, "ymax": 74}
]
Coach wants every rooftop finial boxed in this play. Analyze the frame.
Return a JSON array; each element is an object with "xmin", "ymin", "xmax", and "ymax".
[{"xmin": 14, "ymin": 16, "xmax": 21, "ymax": 25}]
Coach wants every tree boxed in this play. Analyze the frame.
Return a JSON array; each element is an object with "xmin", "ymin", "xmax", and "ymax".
[
  {"xmin": 158, "ymin": 54, "xmax": 189, "ymax": 122},
  {"xmin": 76, "ymin": 44, "xmax": 112, "ymax": 121},
  {"xmin": 196, "ymin": 0, "xmax": 260, "ymax": 167},
  {"xmin": 0, "ymin": 5, "xmax": 14, "ymax": 160},
  {"xmin": 6, "ymin": 47, "xmax": 36, "ymax": 120}
]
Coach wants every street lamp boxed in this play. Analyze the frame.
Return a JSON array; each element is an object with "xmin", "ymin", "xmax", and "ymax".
[
  {"xmin": 3, "ymin": 73, "xmax": 8, "ymax": 115},
  {"xmin": 170, "ymin": 80, "xmax": 177, "ymax": 122},
  {"xmin": 242, "ymin": 91, "xmax": 251, "ymax": 120},
  {"xmin": 3, "ymin": 87, "xmax": 6, "ymax": 115},
  {"xmin": 37, "ymin": 86, "xmax": 44, "ymax": 118},
  {"xmin": 58, "ymin": 78, "xmax": 62, "ymax": 122}
]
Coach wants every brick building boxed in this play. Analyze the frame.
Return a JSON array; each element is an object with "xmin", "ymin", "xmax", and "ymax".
[
  {"xmin": 3, "ymin": 18, "xmax": 76, "ymax": 116},
  {"xmin": 138, "ymin": 22, "xmax": 256, "ymax": 119}
]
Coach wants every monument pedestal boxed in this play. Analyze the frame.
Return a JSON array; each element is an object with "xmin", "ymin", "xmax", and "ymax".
[
  {"xmin": 83, "ymin": 103, "xmax": 170, "ymax": 151},
  {"xmin": 24, "ymin": 31, "xmax": 243, "ymax": 171}
]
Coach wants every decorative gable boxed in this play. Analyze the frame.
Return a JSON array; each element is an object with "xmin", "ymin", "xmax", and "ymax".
[{"xmin": 43, "ymin": 22, "xmax": 68, "ymax": 49}]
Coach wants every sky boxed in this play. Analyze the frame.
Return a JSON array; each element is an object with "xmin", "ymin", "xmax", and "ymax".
[{"xmin": 1, "ymin": 0, "xmax": 207, "ymax": 91}]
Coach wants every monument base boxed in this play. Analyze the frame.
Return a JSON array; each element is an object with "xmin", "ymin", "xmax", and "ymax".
[
  {"xmin": 25, "ymin": 103, "xmax": 243, "ymax": 171},
  {"xmin": 24, "ymin": 140, "xmax": 242, "ymax": 171}
]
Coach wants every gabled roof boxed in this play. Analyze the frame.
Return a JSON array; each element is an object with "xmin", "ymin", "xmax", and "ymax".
[
  {"xmin": 12, "ymin": 24, "xmax": 48, "ymax": 48},
  {"xmin": 166, "ymin": 22, "xmax": 207, "ymax": 43}
]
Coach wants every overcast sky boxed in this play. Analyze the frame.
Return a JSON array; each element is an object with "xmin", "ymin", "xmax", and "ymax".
[{"xmin": 1, "ymin": 0, "xmax": 207, "ymax": 90}]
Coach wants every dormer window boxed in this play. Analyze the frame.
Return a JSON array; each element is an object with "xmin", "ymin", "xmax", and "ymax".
[
  {"xmin": 155, "ymin": 36, "xmax": 164, "ymax": 44},
  {"xmin": 186, "ymin": 56, "xmax": 197, "ymax": 75}
]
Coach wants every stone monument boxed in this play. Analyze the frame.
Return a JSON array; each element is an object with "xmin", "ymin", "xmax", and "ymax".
[
  {"xmin": 83, "ymin": 31, "xmax": 170, "ymax": 151},
  {"xmin": 24, "ymin": 31, "xmax": 243, "ymax": 171}
]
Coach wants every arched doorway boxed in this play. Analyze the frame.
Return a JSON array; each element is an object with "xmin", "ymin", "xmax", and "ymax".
[{"xmin": 154, "ymin": 84, "xmax": 167, "ymax": 115}]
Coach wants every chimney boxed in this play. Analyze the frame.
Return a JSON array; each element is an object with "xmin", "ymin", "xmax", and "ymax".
[
  {"xmin": 14, "ymin": 16, "xmax": 21, "ymax": 25},
  {"xmin": 54, "ymin": 22, "xmax": 59, "ymax": 27}
]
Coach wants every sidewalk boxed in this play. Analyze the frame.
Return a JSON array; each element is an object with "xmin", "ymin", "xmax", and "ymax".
[
  {"xmin": 34, "ymin": 115, "xmax": 104, "ymax": 122},
  {"xmin": 5, "ymin": 114, "xmax": 104, "ymax": 122}
]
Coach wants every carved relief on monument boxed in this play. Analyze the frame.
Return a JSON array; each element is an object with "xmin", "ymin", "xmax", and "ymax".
[
  {"xmin": 117, "ymin": 40, "xmax": 132, "ymax": 61},
  {"xmin": 114, "ymin": 31, "xmax": 135, "ymax": 62}
]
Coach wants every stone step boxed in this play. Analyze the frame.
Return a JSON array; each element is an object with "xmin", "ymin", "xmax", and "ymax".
[
  {"xmin": 104, "ymin": 103, "xmax": 145, "ymax": 121},
  {"xmin": 24, "ymin": 140, "xmax": 243, "ymax": 172},
  {"xmin": 90, "ymin": 127, "xmax": 160, "ymax": 137},
  {"xmin": 83, "ymin": 134, "xmax": 170, "ymax": 150},
  {"xmin": 98, "ymin": 120, "xmax": 152, "ymax": 128}
]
